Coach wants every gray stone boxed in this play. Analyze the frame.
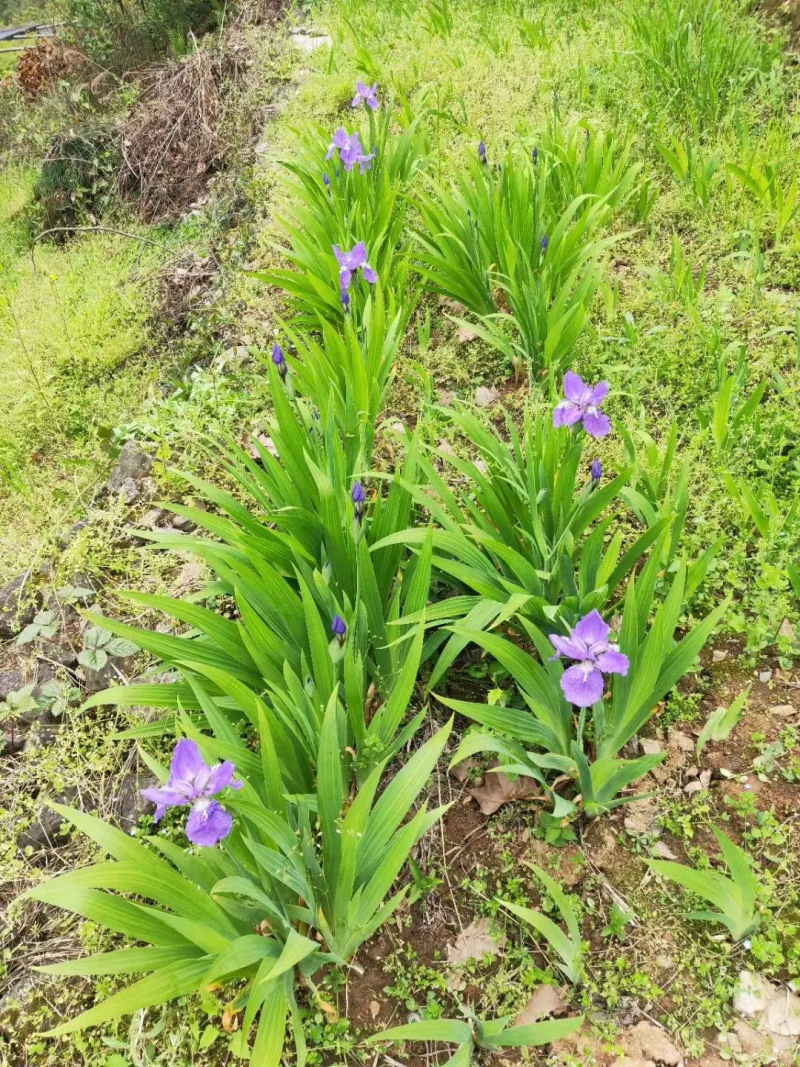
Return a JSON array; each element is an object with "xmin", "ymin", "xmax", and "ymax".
[
  {"xmin": 109, "ymin": 772, "xmax": 158, "ymax": 833},
  {"xmin": 22, "ymin": 724, "xmax": 60, "ymax": 753},
  {"xmin": 82, "ymin": 656, "xmax": 134, "ymax": 695},
  {"xmin": 38, "ymin": 639, "xmax": 79, "ymax": 669},
  {"xmin": 639, "ymin": 737, "xmax": 662, "ymax": 756},
  {"xmin": 108, "ymin": 441, "xmax": 152, "ymax": 492},
  {"xmin": 17, "ymin": 789, "xmax": 77, "ymax": 855},
  {"xmin": 0, "ymin": 669, "xmax": 25, "ymax": 701},
  {"xmin": 0, "ymin": 574, "xmax": 39, "ymax": 638},
  {"xmin": 1, "ymin": 728, "xmax": 27, "ymax": 757},
  {"xmin": 474, "ymin": 385, "xmax": 499, "ymax": 408},
  {"xmin": 290, "ymin": 32, "xmax": 332, "ymax": 53}
]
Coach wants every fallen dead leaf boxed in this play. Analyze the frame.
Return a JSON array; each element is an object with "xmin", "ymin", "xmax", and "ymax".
[
  {"xmin": 446, "ymin": 917, "xmax": 506, "ymax": 968},
  {"xmin": 250, "ymin": 433, "xmax": 279, "ymax": 460},
  {"xmin": 369, "ymin": 1000, "xmax": 381, "ymax": 1019},
  {"xmin": 467, "ymin": 763, "xmax": 542, "ymax": 815},
  {"xmin": 440, "ymin": 297, "xmax": 467, "ymax": 314},
  {"xmin": 513, "ymin": 984, "xmax": 567, "ymax": 1024},
  {"xmin": 457, "ymin": 324, "xmax": 479, "ymax": 343},
  {"xmin": 450, "ymin": 758, "xmax": 478, "ymax": 784}
]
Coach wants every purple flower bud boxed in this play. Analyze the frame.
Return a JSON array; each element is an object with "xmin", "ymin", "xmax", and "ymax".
[
  {"xmin": 272, "ymin": 343, "xmax": 287, "ymax": 380},
  {"xmin": 352, "ymin": 481, "xmax": 366, "ymax": 521},
  {"xmin": 478, "ymin": 140, "xmax": 487, "ymax": 164},
  {"xmin": 591, "ymin": 458, "xmax": 603, "ymax": 482},
  {"xmin": 532, "ymin": 145, "xmax": 539, "ymax": 165},
  {"xmin": 341, "ymin": 288, "xmax": 351, "ymax": 313},
  {"xmin": 332, "ymin": 614, "xmax": 347, "ymax": 639},
  {"xmin": 323, "ymin": 172, "xmax": 331, "ymax": 186},
  {"xmin": 541, "ymin": 234, "xmax": 549, "ymax": 252}
]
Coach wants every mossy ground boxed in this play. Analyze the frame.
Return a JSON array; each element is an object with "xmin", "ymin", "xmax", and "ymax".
[{"xmin": 0, "ymin": 0, "xmax": 799, "ymax": 1064}]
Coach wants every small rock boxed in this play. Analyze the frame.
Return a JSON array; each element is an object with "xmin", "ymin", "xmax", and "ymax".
[
  {"xmin": 474, "ymin": 385, "xmax": 499, "ymax": 408},
  {"xmin": 734, "ymin": 970, "xmax": 770, "ymax": 1017},
  {"xmin": 712, "ymin": 649, "xmax": 728, "ymax": 663},
  {"xmin": 1, "ymin": 728, "xmax": 27, "ymax": 757},
  {"xmin": 22, "ymin": 724, "xmax": 60, "ymax": 752},
  {"xmin": 668, "ymin": 730, "xmax": 694, "ymax": 753},
  {"xmin": 289, "ymin": 32, "xmax": 332, "ymax": 53},
  {"xmin": 759, "ymin": 669, "xmax": 773, "ymax": 683},
  {"xmin": 0, "ymin": 574, "xmax": 39, "ymax": 638},
  {"xmin": 769, "ymin": 704, "xmax": 796, "ymax": 718},
  {"xmin": 137, "ymin": 476, "xmax": 158, "ymax": 502},
  {"xmin": 717, "ymin": 1028, "xmax": 743, "ymax": 1054},
  {"xmin": 437, "ymin": 388, "xmax": 456, "ymax": 407},
  {"xmin": 38, "ymin": 639, "xmax": 79, "ymax": 669},
  {"xmin": 17, "ymin": 789, "xmax": 78, "ymax": 855},
  {"xmin": 170, "ymin": 513, "xmax": 196, "ymax": 532},
  {"xmin": 368, "ymin": 1000, "xmax": 381, "ymax": 1020},
  {"xmin": 652, "ymin": 840, "xmax": 677, "ymax": 860},
  {"xmin": 0, "ymin": 669, "xmax": 26, "ymax": 701},
  {"xmin": 732, "ymin": 1020, "xmax": 767, "ymax": 1054},
  {"xmin": 136, "ymin": 508, "xmax": 167, "ymax": 530},
  {"xmin": 778, "ymin": 617, "xmax": 795, "ymax": 640},
  {"xmin": 684, "ymin": 779, "xmax": 704, "ymax": 794},
  {"xmin": 115, "ymin": 477, "xmax": 142, "ymax": 504},
  {"xmin": 82, "ymin": 656, "xmax": 135, "ymax": 695},
  {"xmin": 108, "ymin": 441, "xmax": 152, "ymax": 492},
  {"xmin": 624, "ymin": 797, "xmax": 657, "ymax": 834},
  {"xmin": 639, "ymin": 738, "xmax": 662, "ymax": 756},
  {"xmin": 108, "ymin": 772, "xmax": 157, "ymax": 833},
  {"xmin": 623, "ymin": 1020, "xmax": 681, "ymax": 1066}
]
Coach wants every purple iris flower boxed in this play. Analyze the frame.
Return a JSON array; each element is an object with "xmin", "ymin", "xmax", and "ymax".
[
  {"xmin": 272, "ymin": 342, "xmax": 287, "ymax": 380},
  {"xmin": 141, "ymin": 738, "xmax": 242, "ymax": 847},
  {"xmin": 334, "ymin": 241, "xmax": 378, "ymax": 291},
  {"xmin": 478, "ymin": 140, "xmax": 487, "ymax": 164},
  {"xmin": 591, "ymin": 458, "xmax": 603, "ymax": 482},
  {"xmin": 352, "ymin": 80, "xmax": 379, "ymax": 109},
  {"xmin": 532, "ymin": 145, "xmax": 539, "ymax": 165},
  {"xmin": 549, "ymin": 610, "xmax": 629, "ymax": 707},
  {"xmin": 357, "ymin": 149, "xmax": 376, "ymax": 174},
  {"xmin": 352, "ymin": 481, "xmax": 366, "ymax": 521},
  {"xmin": 332, "ymin": 614, "xmax": 347, "ymax": 639},
  {"xmin": 323, "ymin": 172, "xmax": 331, "ymax": 187},
  {"xmin": 541, "ymin": 234, "xmax": 549, "ymax": 253},
  {"xmin": 553, "ymin": 371, "xmax": 611, "ymax": 438},
  {"xmin": 327, "ymin": 128, "xmax": 368, "ymax": 172}
]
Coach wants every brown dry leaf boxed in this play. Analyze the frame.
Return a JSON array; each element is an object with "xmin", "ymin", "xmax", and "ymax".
[
  {"xmin": 221, "ymin": 1007, "xmax": 241, "ymax": 1033},
  {"xmin": 446, "ymin": 917, "xmax": 506, "ymax": 968},
  {"xmin": 514, "ymin": 984, "xmax": 567, "ymax": 1024},
  {"xmin": 440, "ymin": 297, "xmax": 467, "ymax": 314},
  {"xmin": 450, "ymin": 758, "xmax": 478, "ymax": 784},
  {"xmin": 368, "ymin": 1000, "xmax": 381, "ymax": 1020},
  {"xmin": 457, "ymin": 324, "xmax": 479, "ymax": 343},
  {"xmin": 250, "ymin": 433, "xmax": 279, "ymax": 460},
  {"xmin": 467, "ymin": 763, "xmax": 542, "ymax": 815}
]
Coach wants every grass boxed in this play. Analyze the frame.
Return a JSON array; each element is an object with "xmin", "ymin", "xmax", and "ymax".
[{"xmin": 0, "ymin": 0, "xmax": 799, "ymax": 1063}]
